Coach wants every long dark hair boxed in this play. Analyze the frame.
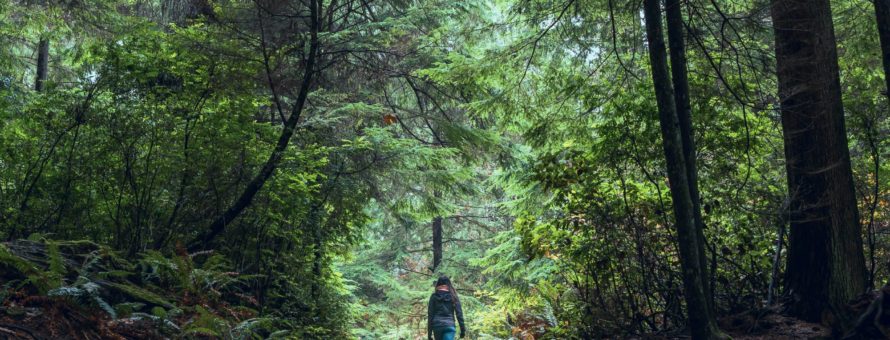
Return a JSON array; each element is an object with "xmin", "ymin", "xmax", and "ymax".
[{"xmin": 435, "ymin": 275, "xmax": 460, "ymax": 304}]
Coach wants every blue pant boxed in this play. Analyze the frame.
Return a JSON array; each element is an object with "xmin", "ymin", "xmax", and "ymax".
[{"xmin": 433, "ymin": 326, "xmax": 456, "ymax": 340}]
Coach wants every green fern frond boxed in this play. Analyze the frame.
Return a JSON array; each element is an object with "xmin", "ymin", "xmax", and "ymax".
[
  {"xmin": 46, "ymin": 241, "xmax": 65, "ymax": 288},
  {"xmin": 104, "ymin": 281, "xmax": 175, "ymax": 308}
]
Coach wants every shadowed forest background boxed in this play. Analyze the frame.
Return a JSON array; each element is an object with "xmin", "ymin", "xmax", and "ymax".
[{"xmin": 1, "ymin": 0, "xmax": 889, "ymax": 339}]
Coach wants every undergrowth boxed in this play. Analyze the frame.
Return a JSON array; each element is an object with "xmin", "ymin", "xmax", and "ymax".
[{"xmin": 0, "ymin": 237, "xmax": 294, "ymax": 339}]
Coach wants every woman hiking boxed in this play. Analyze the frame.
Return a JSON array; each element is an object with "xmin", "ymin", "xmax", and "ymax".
[{"xmin": 427, "ymin": 276, "xmax": 466, "ymax": 340}]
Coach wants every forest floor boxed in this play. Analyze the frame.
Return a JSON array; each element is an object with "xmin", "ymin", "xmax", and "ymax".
[
  {"xmin": 1, "ymin": 299, "xmax": 887, "ymax": 339},
  {"xmin": 716, "ymin": 286, "xmax": 890, "ymax": 340},
  {"xmin": 719, "ymin": 310, "xmax": 831, "ymax": 339},
  {"xmin": 0, "ymin": 301, "xmax": 878, "ymax": 340},
  {"xmin": 0, "ymin": 256, "xmax": 890, "ymax": 340},
  {"xmin": 634, "ymin": 288, "xmax": 890, "ymax": 340},
  {"xmin": 0, "ymin": 292, "xmax": 193, "ymax": 339},
  {"xmin": 0, "ymin": 294, "xmax": 163, "ymax": 339},
  {"xmin": 0, "ymin": 240, "xmax": 257, "ymax": 339}
]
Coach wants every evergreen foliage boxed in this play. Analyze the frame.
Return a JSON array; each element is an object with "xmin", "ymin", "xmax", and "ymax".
[{"xmin": 1, "ymin": 0, "xmax": 889, "ymax": 338}]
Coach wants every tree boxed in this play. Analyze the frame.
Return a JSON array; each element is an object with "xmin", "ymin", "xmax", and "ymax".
[
  {"xmin": 191, "ymin": 0, "xmax": 320, "ymax": 249},
  {"xmin": 876, "ymin": 0, "xmax": 890, "ymax": 98},
  {"xmin": 871, "ymin": 0, "xmax": 890, "ymax": 292},
  {"xmin": 642, "ymin": 0, "xmax": 724, "ymax": 337},
  {"xmin": 665, "ymin": 0, "xmax": 713, "ymax": 312},
  {"xmin": 771, "ymin": 0, "xmax": 867, "ymax": 322},
  {"xmin": 34, "ymin": 37, "xmax": 48, "ymax": 92}
]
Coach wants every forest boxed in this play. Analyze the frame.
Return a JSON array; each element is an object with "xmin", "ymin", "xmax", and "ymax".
[{"xmin": 0, "ymin": 0, "xmax": 889, "ymax": 339}]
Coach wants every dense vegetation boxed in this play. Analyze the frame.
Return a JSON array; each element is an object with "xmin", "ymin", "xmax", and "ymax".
[{"xmin": 1, "ymin": 0, "xmax": 888, "ymax": 338}]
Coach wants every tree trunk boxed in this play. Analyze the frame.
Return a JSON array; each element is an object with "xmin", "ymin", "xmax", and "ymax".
[
  {"xmin": 431, "ymin": 215, "xmax": 443, "ymax": 272},
  {"xmin": 665, "ymin": 0, "xmax": 714, "ymax": 313},
  {"xmin": 35, "ymin": 38, "xmax": 48, "ymax": 92},
  {"xmin": 872, "ymin": 0, "xmax": 890, "ymax": 290},
  {"xmin": 189, "ymin": 0, "xmax": 320, "ymax": 250},
  {"xmin": 771, "ymin": 0, "xmax": 867, "ymax": 323},
  {"xmin": 876, "ymin": 0, "xmax": 890, "ymax": 99},
  {"xmin": 642, "ymin": 0, "xmax": 725, "ymax": 338}
]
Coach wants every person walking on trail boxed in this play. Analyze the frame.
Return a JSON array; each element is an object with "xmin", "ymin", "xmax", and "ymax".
[{"xmin": 427, "ymin": 276, "xmax": 466, "ymax": 340}]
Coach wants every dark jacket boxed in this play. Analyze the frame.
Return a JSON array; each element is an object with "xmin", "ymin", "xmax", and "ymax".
[{"xmin": 427, "ymin": 290, "xmax": 465, "ymax": 336}]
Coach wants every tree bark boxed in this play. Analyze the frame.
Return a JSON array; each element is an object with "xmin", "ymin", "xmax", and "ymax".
[
  {"xmin": 665, "ymin": 0, "xmax": 714, "ymax": 312},
  {"xmin": 642, "ymin": 0, "xmax": 725, "ymax": 338},
  {"xmin": 876, "ymin": 0, "xmax": 890, "ymax": 99},
  {"xmin": 771, "ymin": 0, "xmax": 867, "ymax": 323},
  {"xmin": 872, "ymin": 0, "xmax": 890, "ymax": 289},
  {"xmin": 35, "ymin": 38, "xmax": 48, "ymax": 92},
  {"xmin": 190, "ymin": 0, "xmax": 320, "ymax": 250}
]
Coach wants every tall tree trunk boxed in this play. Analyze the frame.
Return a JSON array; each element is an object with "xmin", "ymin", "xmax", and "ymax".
[
  {"xmin": 876, "ymin": 0, "xmax": 890, "ymax": 99},
  {"xmin": 665, "ymin": 0, "xmax": 714, "ymax": 312},
  {"xmin": 771, "ymin": 0, "xmax": 867, "ymax": 323},
  {"xmin": 431, "ymin": 215, "xmax": 443, "ymax": 272},
  {"xmin": 189, "ymin": 0, "xmax": 320, "ymax": 250},
  {"xmin": 642, "ymin": 0, "xmax": 725, "ymax": 338},
  {"xmin": 35, "ymin": 38, "xmax": 48, "ymax": 92},
  {"xmin": 872, "ymin": 0, "xmax": 890, "ymax": 289}
]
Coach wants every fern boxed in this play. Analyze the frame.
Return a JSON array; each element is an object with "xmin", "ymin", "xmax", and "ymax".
[
  {"xmin": 47, "ymin": 286, "xmax": 83, "ymax": 297},
  {"xmin": 78, "ymin": 251, "xmax": 102, "ymax": 275},
  {"xmin": 137, "ymin": 250, "xmax": 175, "ymax": 283},
  {"xmin": 0, "ymin": 243, "xmax": 52, "ymax": 293},
  {"xmin": 183, "ymin": 306, "xmax": 227, "ymax": 337},
  {"xmin": 231, "ymin": 318, "xmax": 272, "ymax": 340},
  {"xmin": 46, "ymin": 241, "xmax": 65, "ymax": 288},
  {"xmin": 85, "ymin": 281, "xmax": 117, "ymax": 318},
  {"xmin": 0, "ymin": 280, "xmax": 13, "ymax": 303},
  {"xmin": 104, "ymin": 281, "xmax": 175, "ymax": 308},
  {"xmin": 268, "ymin": 330, "xmax": 293, "ymax": 338},
  {"xmin": 125, "ymin": 312, "xmax": 181, "ymax": 331},
  {"xmin": 48, "ymin": 276, "xmax": 117, "ymax": 318}
]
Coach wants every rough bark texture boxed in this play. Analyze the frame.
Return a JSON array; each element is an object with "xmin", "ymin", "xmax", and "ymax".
[
  {"xmin": 877, "ymin": 0, "xmax": 890, "ymax": 98},
  {"xmin": 665, "ymin": 0, "xmax": 714, "ymax": 313},
  {"xmin": 432, "ymin": 216, "xmax": 443, "ymax": 272},
  {"xmin": 771, "ymin": 0, "xmax": 867, "ymax": 323},
  {"xmin": 642, "ymin": 0, "xmax": 724, "ymax": 338},
  {"xmin": 191, "ymin": 0, "xmax": 320, "ymax": 250},
  {"xmin": 35, "ymin": 38, "xmax": 49, "ymax": 92}
]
